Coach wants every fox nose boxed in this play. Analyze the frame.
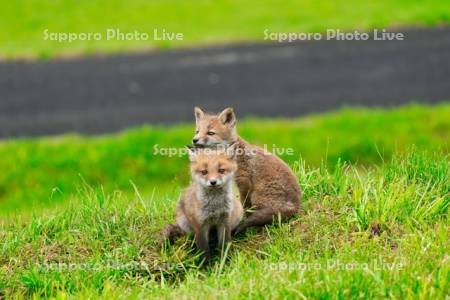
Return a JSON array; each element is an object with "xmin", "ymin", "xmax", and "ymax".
[
  {"xmin": 192, "ymin": 138, "xmax": 199, "ymax": 144},
  {"xmin": 210, "ymin": 180, "xmax": 217, "ymax": 186}
]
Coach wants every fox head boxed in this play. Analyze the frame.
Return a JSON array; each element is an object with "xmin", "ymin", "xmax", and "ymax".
[
  {"xmin": 192, "ymin": 107, "xmax": 238, "ymax": 147},
  {"xmin": 187, "ymin": 145, "xmax": 237, "ymax": 188}
]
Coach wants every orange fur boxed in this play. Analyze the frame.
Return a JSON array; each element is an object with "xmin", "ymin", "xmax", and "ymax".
[
  {"xmin": 192, "ymin": 107, "xmax": 301, "ymax": 234},
  {"xmin": 164, "ymin": 147, "xmax": 243, "ymax": 261}
]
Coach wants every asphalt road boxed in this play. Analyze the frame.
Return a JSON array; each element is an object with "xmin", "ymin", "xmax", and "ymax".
[{"xmin": 0, "ymin": 27, "xmax": 449, "ymax": 138}]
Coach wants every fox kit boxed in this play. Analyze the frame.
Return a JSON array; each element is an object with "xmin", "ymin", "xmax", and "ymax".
[
  {"xmin": 161, "ymin": 146, "xmax": 243, "ymax": 261},
  {"xmin": 192, "ymin": 107, "xmax": 301, "ymax": 234}
]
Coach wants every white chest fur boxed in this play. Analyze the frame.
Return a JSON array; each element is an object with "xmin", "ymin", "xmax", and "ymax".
[{"xmin": 197, "ymin": 183, "xmax": 233, "ymax": 225}]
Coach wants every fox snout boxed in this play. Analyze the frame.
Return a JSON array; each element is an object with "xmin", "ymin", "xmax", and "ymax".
[
  {"xmin": 192, "ymin": 137, "xmax": 205, "ymax": 146},
  {"xmin": 204, "ymin": 177, "xmax": 221, "ymax": 187},
  {"xmin": 192, "ymin": 136, "xmax": 210, "ymax": 147},
  {"xmin": 197, "ymin": 176, "xmax": 226, "ymax": 188},
  {"xmin": 207, "ymin": 178, "xmax": 225, "ymax": 187}
]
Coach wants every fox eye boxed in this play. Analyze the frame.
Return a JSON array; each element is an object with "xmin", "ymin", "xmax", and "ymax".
[
  {"xmin": 195, "ymin": 129, "xmax": 199, "ymax": 134},
  {"xmin": 218, "ymin": 168, "xmax": 226, "ymax": 174},
  {"xmin": 207, "ymin": 131, "xmax": 215, "ymax": 136},
  {"xmin": 201, "ymin": 170, "xmax": 208, "ymax": 175}
]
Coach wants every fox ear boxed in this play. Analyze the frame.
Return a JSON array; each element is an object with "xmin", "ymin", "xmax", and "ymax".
[
  {"xmin": 186, "ymin": 145, "xmax": 197, "ymax": 162},
  {"xmin": 218, "ymin": 107, "xmax": 236, "ymax": 127},
  {"xmin": 194, "ymin": 107, "xmax": 205, "ymax": 123},
  {"xmin": 225, "ymin": 142, "xmax": 238, "ymax": 160}
]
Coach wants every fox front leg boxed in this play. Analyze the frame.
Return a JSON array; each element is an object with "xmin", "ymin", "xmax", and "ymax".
[
  {"xmin": 236, "ymin": 177, "xmax": 252, "ymax": 209},
  {"xmin": 217, "ymin": 221, "xmax": 232, "ymax": 252},
  {"xmin": 195, "ymin": 224, "xmax": 211, "ymax": 263}
]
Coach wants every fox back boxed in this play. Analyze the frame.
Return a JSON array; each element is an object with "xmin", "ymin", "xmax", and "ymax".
[{"xmin": 192, "ymin": 107, "xmax": 301, "ymax": 218}]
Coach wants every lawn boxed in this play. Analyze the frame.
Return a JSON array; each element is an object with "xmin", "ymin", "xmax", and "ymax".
[
  {"xmin": 1, "ymin": 0, "xmax": 449, "ymax": 58},
  {"xmin": 0, "ymin": 104, "xmax": 448, "ymax": 215},
  {"xmin": 0, "ymin": 149, "xmax": 448, "ymax": 298},
  {"xmin": 0, "ymin": 104, "xmax": 449, "ymax": 298}
]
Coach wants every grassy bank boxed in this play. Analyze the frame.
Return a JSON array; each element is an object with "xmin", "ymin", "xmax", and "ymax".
[
  {"xmin": 0, "ymin": 150, "xmax": 448, "ymax": 298},
  {"xmin": 1, "ymin": 0, "xmax": 449, "ymax": 58},
  {"xmin": 0, "ymin": 104, "xmax": 449, "ymax": 215}
]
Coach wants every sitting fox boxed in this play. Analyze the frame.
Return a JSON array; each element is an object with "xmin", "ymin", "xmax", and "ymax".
[
  {"xmin": 192, "ymin": 107, "xmax": 301, "ymax": 234},
  {"xmin": 161, "ymin": 146, "xmax": 243, "ymax": 261}
]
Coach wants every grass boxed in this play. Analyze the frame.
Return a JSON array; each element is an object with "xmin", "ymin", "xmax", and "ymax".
[
  {"xmin": 0, "ymin": 149, "xmax": 448, "ymax": 299},
  {"xmin": 0, "ymin": 103, "xmax": 449, "ymax": 215},
  {"xmin": 0, "ymin": 0, "xmax": 449, "ymax": 59},
  {"xmin": 0, "ymin": 104, "xmax": 448, "ymax": 298}
]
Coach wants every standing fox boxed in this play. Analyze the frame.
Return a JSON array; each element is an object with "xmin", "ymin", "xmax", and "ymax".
[
  {"xmin": 161, "ymin": 146, "xmax": 243, "ymax": 261},
  {"xmin": 192, "ymin": 107, "xmax": 301, "ymax": 234}
]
